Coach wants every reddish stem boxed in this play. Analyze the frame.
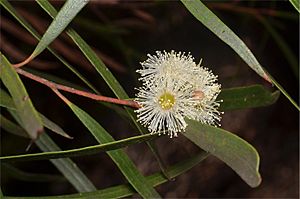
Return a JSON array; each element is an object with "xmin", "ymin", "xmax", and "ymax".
[{"xmin": 16, "ymin": 68, "xmax": 140, "ymax": 109}]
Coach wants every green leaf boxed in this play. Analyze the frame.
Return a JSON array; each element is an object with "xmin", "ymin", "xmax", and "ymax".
[
  {"xmin": 2, "ymin": 163, "xmax": 65, "ymax": 182},
  {"xmin": 184, "ymin": 120, "xmax": 261, "ymax": 188},
  {"xmin": 0, "ymin": 88, "xmax": 15, "ymax": 110},
  {"xmin": 181, "ymin": 0, "xmax": 299, "ymax": 111},
  {"xmin": 39, "ymin": 113, "xmax": 73, "ymax": 139},
  {"xmin": 0, "ymin": 133, "xmax": 158, "ymax": 162},
  {"xmin": 219, "ymin": 85, "xmax": 280, "ymax": 111},
  {"xmin": 27, "ymin": 0, "xmax": 88, "ymax": 61},
  {"xmin": 0, "ymin": 0, "xmax": 98, "ymax": 94},
  {"xmin": 66, "ymin": 101, "xmax": 161, "ymax": 198},
  {"xmin": 289, "ymin": 0, "xmax": 300, "ymax": 13},
  {"xmin": 0, "ymin": 53, "xmax": 43, "ymax": 140},
  {"xmin": 4, "ymin": 110, "xmax": 97, "ymax": 193},
  {"xmin": 0, "ymin": 114, "xmax": 28, "ymax": 138},
  {"xmin": 4, "ymin": 152, "xmax": 208, "ymax": 199}
]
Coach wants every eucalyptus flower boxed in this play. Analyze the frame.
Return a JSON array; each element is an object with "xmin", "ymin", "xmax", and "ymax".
[
  {"xmin": 137, "ymin": 50, "xmax": 195, "ymax": 86},
  {"xmin": 135, "ymin": 78, "xmax": 197, "ymax": 138},
  {"xmin": 135, "ymin": 51, "xmax": 222, "ymax": 138}
]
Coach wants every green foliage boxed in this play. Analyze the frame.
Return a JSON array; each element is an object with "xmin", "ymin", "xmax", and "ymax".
[
  {"xmin": 218, "ymin": 85, "xmax": 280, "ymax": 111},
  {"xmin": 35, "ymin": 0, "xmax": 127, "ymax": 99},
  {"xmin": 39, "ymin": 113, "xmax": 73, "ymax": 139},
  {"xmin": 67, "ymin": 101, "xmax": 161, "ymax": 198},
  {"xmin": 2, "ymin": 163, "xmax": 65, "ymax": 182},
  {"xmin": 0, "ymin": 89, "xmax": 15, "ymax": 110},
  {"xmin": 258, "ymin": 18, "xmax": 298, "ymax": 79},
  {"xmin": 0, "ymin": 115, "xmax": 27, "ymax": 138},
  {"xmin": 0, "ymin": 84, "xmax": 277, "ymax": 164},
  {"xmin": 1, "ymin": 0, "xmax": 295, "ymax": 198},
  {"xmin": 181, "ymin": 0, "xmax": 269, "ymax": 81},
  {"xmin": 4, "ymin": 152, "xmax": 209, "ymax": 199},
  {"xmin": 0, "ymin": 132, "xmax": 158, "ymax": 162},
  {"xmin": 35, "ymin": 133, "xmax": 97, "ymax": 192},
  {"xmin": 0, "ymin": 89, "xmax": 72, "ymax": 139},
  {"xmin": 0, "ymin": 85, "xmax": 96, "ymax": 192},
  {"xmin": 0, "ymin": 0, "xmax": 98, "ymax": 93},
  {"xmin": 0, "ymin": 53, "xmax": 43, "ymax": 140},
  {"xmin": 289, "ymin": 0, "xmax": 300, "ymax": 13},
  {"xmin": 181, "ymin": 0, "xmax": 299, "ymax": 111},
  {"xmin": 28, "ymin": 0, "xmax": 89, "ymax": 61},
  {"xmin": 185, "ymin": 121, "xmax": 261, "ymax": 187},
  {"xmin": 36, "ymin": 0, "xmax": 169, "ymax": 179}
]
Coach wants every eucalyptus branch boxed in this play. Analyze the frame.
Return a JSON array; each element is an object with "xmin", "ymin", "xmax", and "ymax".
[{"xmin": 16, "ymin": 68, "xmax": 140, "ymax": 109}]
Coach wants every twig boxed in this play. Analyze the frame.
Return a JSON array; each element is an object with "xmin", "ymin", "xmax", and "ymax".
[
  {"xmin": 16, "ymin": 68, "xmax": 140, "ymax": 109},
  {"xmin": 1, "ymin": 34, "xmax": 59, "ymax": 70}
]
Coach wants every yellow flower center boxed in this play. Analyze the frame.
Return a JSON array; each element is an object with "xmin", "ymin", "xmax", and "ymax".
[{"xmin": 158, "ymin": 92, "xmax": 175, "ymax": 110}]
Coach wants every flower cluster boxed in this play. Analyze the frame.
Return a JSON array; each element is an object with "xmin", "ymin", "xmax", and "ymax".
[{"xmin": 135, "ymin": 51, "xmax": 222, "ymax": 138}]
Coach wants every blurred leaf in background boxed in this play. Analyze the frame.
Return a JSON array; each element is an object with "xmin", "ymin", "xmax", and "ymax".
[{"xmin": 0, "ymin": 0, "xmax": 298, "ymax": 198}]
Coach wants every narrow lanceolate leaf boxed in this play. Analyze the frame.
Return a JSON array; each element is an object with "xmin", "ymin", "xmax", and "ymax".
[
  {"xmin": 20, "ymin": 0, "xmax": 89, "ymax": 64},
  {"xmin": 0, "ymin": 88, "xmax": 15, "ymax": 110},
  {"xmin": 0, "ymin": 133, "xmax": 159, "ymax": 162},
  {"xmin": 4, "ymin": 152, "xmax": 208, "ymax": 199},
  {"xmin": 2, "ymin": 163, "xmax": 65, "ymax": 182},
  {"xmin": 66, "ymin": 101, "xmax": 161, "ymax": 199},
  {"xmin": 289, "ymin": 0, "xmax": 300, "ymax": 13},
  {"xmin": 1, "ymin": 110, "xmax": 96, "ymax": 192},
  {"xmin": 184, "ymin": 120, "xmax": 261, "ymax": 188},
  {"xmin": 219, "ymin": 85, "xmax": 280, "ymax": 111},
  {"xmin": 39, "ymin": 113, "xmax": 73, "ymax": 139},
  {"xmin": 0, "ymin": 114, "xmax": 28, "ymax": 138},
  {"xmin": 181, "ymin": 0, "xmax": 299, "ymax": 111},
  {"xmin": 0, "ymin": 53, "xmax": 43, "ymax": 140}
]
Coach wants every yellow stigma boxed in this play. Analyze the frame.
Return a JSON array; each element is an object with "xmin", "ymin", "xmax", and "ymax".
[{"xmin": 158, "ymin": 92, "xmax": 175, "ymax": 110}]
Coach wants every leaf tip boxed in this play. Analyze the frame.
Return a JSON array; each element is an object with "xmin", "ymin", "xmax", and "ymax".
[
  {"xmin": 64, "ymin": 133, "xmax": 74, "ymax": 139},
  {"xmin": 248, "ymin": 173, "xmax": 262, "ymax": 188},
  {"xmin": 271, "ymin": 90, "xmax": 280, "ymax": 102}
]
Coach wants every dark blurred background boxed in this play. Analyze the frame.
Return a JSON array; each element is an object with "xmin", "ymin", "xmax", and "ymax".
[{"xmin": 1, "ymin": 0, "xmax": 299, "ymax": 198}]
